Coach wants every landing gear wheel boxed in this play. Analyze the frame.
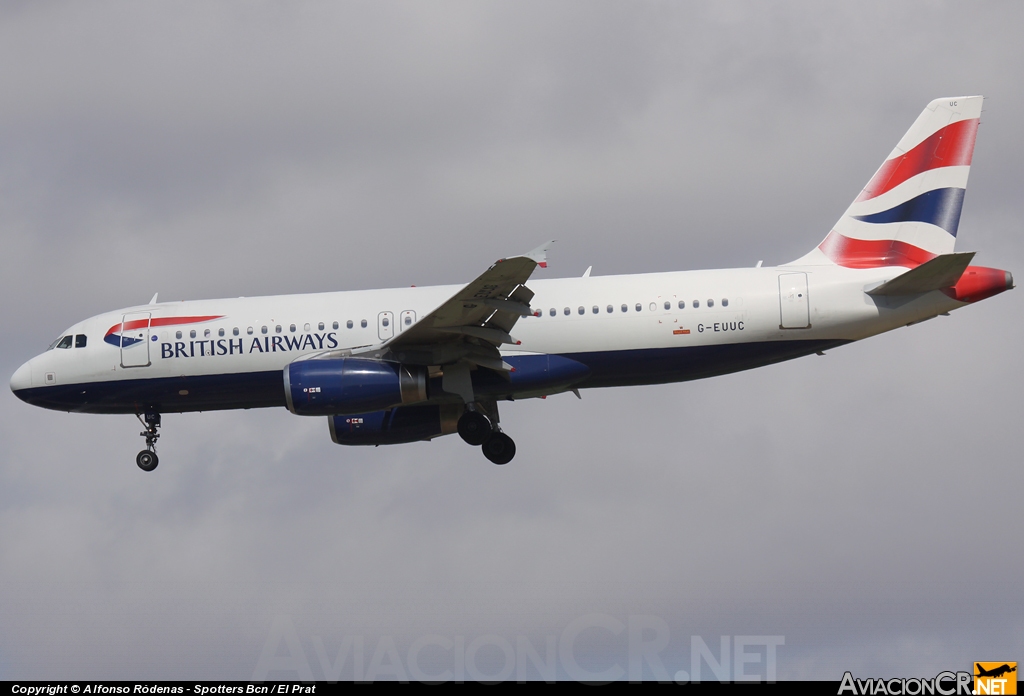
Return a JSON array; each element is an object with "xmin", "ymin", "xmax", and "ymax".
[
  {"xmin": 135, "ymin": 411, "xmax": 162, "ymax": 471},
  {"xmin": 482, "ymin": 432, "xmax": 516, "ymax": 465},
  {"xmin": 458, "ymin": 410, "xmax": 492, "ymax": 446},
  {"xmin": 136, "ymin": 450, "xmax": 159, "ymax": 472}
]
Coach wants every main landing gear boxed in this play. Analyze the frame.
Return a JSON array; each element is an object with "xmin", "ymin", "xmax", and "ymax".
[
  {"xmin": 458, "ymin": 405, "xmax": 516, "ymax": 465},
  {"xmin": 135, "ymin": 412, "xmax": 161, "ymax": 472}
]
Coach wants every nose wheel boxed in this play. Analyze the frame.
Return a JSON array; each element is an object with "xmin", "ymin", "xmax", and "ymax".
[
  {"xmin": 135, "ymin": 412, "xmax": 161, "ymax": 472},
  {"xmin": 136, "ymin": 449, "xmax": 159, "ymax": 471}
]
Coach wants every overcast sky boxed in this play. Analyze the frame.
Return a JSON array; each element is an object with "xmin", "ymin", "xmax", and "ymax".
[{"xmin": 1, "ymin": 1, "xmax": 1021, "ymax": 682}]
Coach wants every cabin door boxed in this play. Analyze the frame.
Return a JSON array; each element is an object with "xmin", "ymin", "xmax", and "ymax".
[
  {"xmin": 120, "ymin": 312, "xmax": 152, "ymax": 367},
  {"xmin": 778, "ymin": 273, "xmax": 810, "ymax": 329}
]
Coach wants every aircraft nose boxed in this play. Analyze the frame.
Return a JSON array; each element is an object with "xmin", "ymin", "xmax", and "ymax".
[{"xmin": 10, "ymin": 359, "xmax": 32, "ymax": 396}]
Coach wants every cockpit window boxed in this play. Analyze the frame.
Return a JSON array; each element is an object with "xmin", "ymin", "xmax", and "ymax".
[
  {"xmin": 75, "ymin": 334, "xmax": 87, "ymax": 348},
  {"xmin": 55, "ymin": 335, "xmax": 73, "ymax": 349}
]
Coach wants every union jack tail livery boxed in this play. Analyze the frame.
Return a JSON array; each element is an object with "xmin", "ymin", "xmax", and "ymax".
[{"xmin": 792, "ymin": 96, "xmax": 982, "ymax": 269}]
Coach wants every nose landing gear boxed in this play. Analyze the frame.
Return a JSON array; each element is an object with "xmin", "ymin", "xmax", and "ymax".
[{"xmin": 135, "ymin": 412, "xmax": 161, "ymax": 472}]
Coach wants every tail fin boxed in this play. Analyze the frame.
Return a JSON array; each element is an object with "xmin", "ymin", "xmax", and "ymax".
[{"xmin": 788, "ymin": 96, "xmax": 983, "ymax": 268}]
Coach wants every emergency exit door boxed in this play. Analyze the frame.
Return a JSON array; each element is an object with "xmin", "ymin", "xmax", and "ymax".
[{"xmin": 378, "ymin": 311, "xmax": 394, "ymax": 341}]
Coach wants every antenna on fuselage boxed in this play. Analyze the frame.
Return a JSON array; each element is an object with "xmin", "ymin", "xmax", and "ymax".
[{"xmin": 148, "ymin": 292, "xmax": 159, "ymax": 305}]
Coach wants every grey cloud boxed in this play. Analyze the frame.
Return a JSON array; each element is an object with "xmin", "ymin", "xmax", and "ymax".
[{"xmin": 1, "ymin": 0, "xmax": 1022, "ymax": 681}]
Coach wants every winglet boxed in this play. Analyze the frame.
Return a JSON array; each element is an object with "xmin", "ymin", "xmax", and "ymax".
[
  {"xmin": 148, "ymin": 292, "xmax": 159, "ymax": 305},
  {"xmin": 523, "ymin": 240, "xmax": 556, "ymax": 268}
]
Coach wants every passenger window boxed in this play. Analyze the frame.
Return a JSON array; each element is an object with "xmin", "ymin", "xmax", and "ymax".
[
  {"xmin": 175, "ymin": 331, "xmax": 182, "ymax": 339},
  {"xmin": 549, "ymin": 308, "xmax": 556, "ymax": 317},
  {"xmin": 56, "ymin": 335, "xmax": 73, "ymax": 349},
  {"xmin": 707, "ymin": 299, "xmax": 714, "ymax": 308},
  {"xmin": 578, "ymin": 306, "xmax": 584, "ymax": 315},
  {"xmin": 592, "ymin": 306, "xmax": 598, "ymax": 314},
  {"xmin": 664, "ymin": 301, "xmax": 671, "ymax": 310},
  {"xmin": 304, "ymin": 323, "xmax": 311, "ymax": 332},
  {"xmin": 564, "ymin": 307, "xmax": 570, "ymax": 316},
  {"xmin": 382, "ymin": 317, "xmax": 390, "ymax": 327},
  {"xmin": 289, "ymin": 324, "xmax": 296, "ymax": 332},
  {"xmin": 635, "ymin": 303, "xmax": 642, "ymax": 312},
  {"xmin": 233, "ymin": 327, "xmax": 239, "ymax": 336},
  {"xmin": 318, "ymin": 322, "xmax": 324, "ymax": 331},
  {"xmin": 606, "ymin": 305, "xmax": 613, "ymax": 313},
  {"xmin": 404, "ymin": 315, "xmax": 412, "ymax": 325},
  {"xmin": 361, "ymin": 319, "xmax": 367, "ymax": 328},
  {"xmin": 333, "ymin": 321, "xmax": 339, "ymax": 330},
  {"xmin": 190, "ymin": 330, "xmax": 197, "ymax": 339},
  {"xmin": 203, "ymin": 328, "xmax": 210, "ymax": 338},
  {"xmin": 275, "ymin": 325, "xmax": 282, "ymax": 333},
  {"xmin": 75, "ymin": 334, "xmax": 87, "ymax": 348},
  {"xmin": 678, "ymin": 300, "xmax": 685, "ymax": 309},
  {"xmin": 621, "ymin": 304, "xmax": 628, "ymax": 312},
  {"xmin": 218, "ymin": 328, "xmax": 224, "ymax": 337},
  {"xmin": 649, "ymin": 302, "xmax": 656, "ymax": 311},
  {"xmin": 722, "ymin": 298, "xmax": 729, "ymax": 307},
  {"xmin": 347, "ymin": 320, "xmax": 353, "ymax": 329},
  {"xmin": 261, "ymin": 326, "xmax": 268, "ymax": 334},
  {"xmin": 693, "ymin": 300, "xmax": 699, "ymax": 308},
  {"xmin": 247, "ymin": 327, "xmax": 253, "ymax": 335}
]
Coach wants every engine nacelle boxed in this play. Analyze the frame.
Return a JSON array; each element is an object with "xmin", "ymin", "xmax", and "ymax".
[
  {"xmin": 284, "ymin": 358, "xmax": 427, "ymax": 416},
  {"xmin": 330, "ymin": 404, "xmax": 461, "ymax": 446}
]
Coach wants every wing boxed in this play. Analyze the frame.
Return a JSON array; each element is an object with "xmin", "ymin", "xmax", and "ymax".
[{"xmin": 359, "ymin": 240, "xmax": 554, "ymax": 372}]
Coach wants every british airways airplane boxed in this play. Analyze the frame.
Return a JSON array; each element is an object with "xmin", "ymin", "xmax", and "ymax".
[{"xmin": 9, "ymin": 96, "xmax": 1013, "ymax": 470}]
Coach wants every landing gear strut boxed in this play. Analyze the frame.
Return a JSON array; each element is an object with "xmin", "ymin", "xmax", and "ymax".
[
  {"xmin": 135, "ymin": 412, "xmax": 161, "ymax": 472},
  {"xmin": 458, "ymin": 403, "xmax": 516, "ymax": 465}
]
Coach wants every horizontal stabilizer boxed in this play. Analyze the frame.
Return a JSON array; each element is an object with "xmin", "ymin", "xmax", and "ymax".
[{"xmin": 867, "ymin": 252, "xmax": 975, "ymax": 296}]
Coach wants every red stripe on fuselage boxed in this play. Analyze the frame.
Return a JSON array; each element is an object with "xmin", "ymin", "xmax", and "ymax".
[
  {"xmin": 818, "ymin": 231, "xmax": 936, "ymax": 269},
  {"xmin": 105, "ymin": 315, "xmax": 224, "ymax": 337},
  {"xmin": 856, "ymin": 118, "xmax": 978, "ymax": 202}
]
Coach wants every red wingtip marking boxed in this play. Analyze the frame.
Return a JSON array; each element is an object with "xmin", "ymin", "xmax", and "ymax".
[{"xmin": 538, "ymin": 262, "xmax": 548, "ymax": 268}]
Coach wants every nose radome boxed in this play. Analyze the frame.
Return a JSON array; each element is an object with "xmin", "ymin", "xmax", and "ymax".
[{"xmin": 10, "ymin": 360, "xmax": 32, "ymax": 394}]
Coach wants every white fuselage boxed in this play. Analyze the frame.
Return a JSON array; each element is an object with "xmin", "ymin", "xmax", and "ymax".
[{"xmin": 10, "ymin": 263, "xmax": 964, "ymax": 415}]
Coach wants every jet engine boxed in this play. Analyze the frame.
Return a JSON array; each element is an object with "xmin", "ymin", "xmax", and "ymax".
[
  {"xmin": 284, "ymin": 358, "xmax": 427, "ymax": 416},
  {"xmin": 329, "ymin": 404, "xmax": 461, "ymax": 445}
]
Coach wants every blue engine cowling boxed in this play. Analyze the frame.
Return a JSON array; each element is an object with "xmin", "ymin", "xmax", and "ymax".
[
  {"xmin": 284, "ymin": 358, "xmax": 428, "ymax": 416},
  {"xmin": 330, "ymin": 404, "xmax": 462, "ymax": 445}
]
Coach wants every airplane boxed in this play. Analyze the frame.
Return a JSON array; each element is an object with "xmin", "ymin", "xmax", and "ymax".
[
  {"xmin": 9, "ymin": 96, "xmax": 1013, "ymax": 471},
  {"xmin": 975, "ymin": 664, "xmax": 1016, "ymax": 679}
]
